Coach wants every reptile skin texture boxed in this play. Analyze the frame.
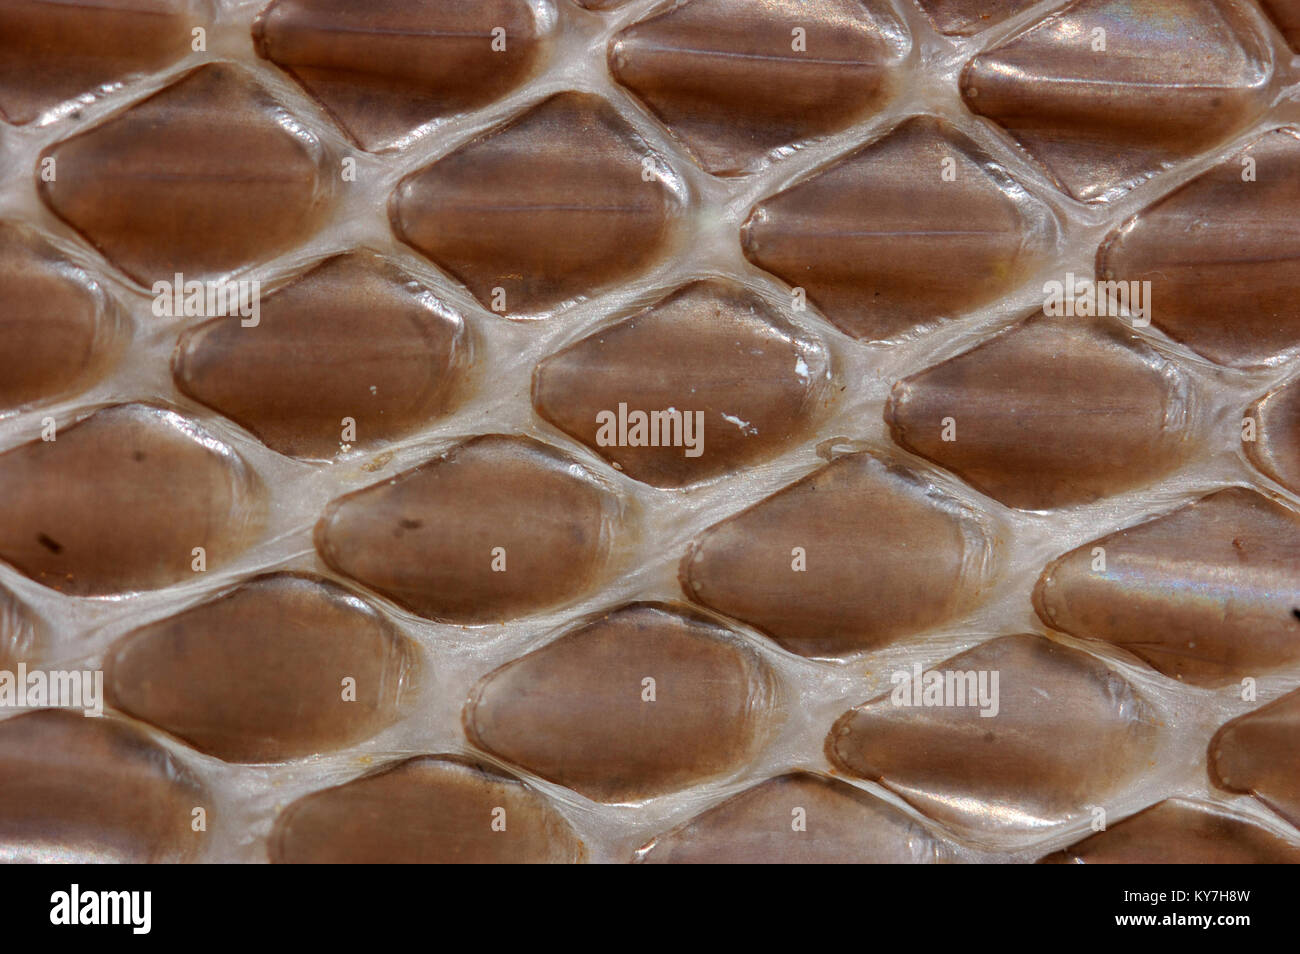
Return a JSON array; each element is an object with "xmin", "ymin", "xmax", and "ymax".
[{"xmin": 2, "ymin": 0, "xmax": 1300, "ymax": 865}]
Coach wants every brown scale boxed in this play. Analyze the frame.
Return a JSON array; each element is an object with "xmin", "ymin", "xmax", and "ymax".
[
  {"xmin": 0, "ymin": 222, "xmax": 125, "ymax": 413},
  {"xmin": 315, "ymin": 434, "xmax": 624, "ymax": 623},
  {"xmin": 464, "ymin": 602, "xmax": 778, "ymax": 803},
  {"xmin": 742, "ymin": 116, "xmax": 1055, "ymax": 343},
  {"xmin": 532, "ymin": 279, "xmax": 833, "ymax": 487},
  {"xmin": 0, "ymin": 0, "xmax": 194, "ymax": 125},
  {"xmin": 886, "ymin": 312, "xmax": 1198, "ymax": 510},
  {"xmin": 253, "ymin": 0, "xmax": 551, "ymax": 151},
  {"xmin": 609, "ymin": 0, "xmax": 906, "ymax": 175},
  {"xmin": 1099, "ymin": 127, "xmax": 1300, "ymax": 369},
  {"xmin": 270, "ymin": 755, "xmax": 585, "ymax": 864},
  {"xmin": 105, "ymin": 573, "xmax": 419, "ymax": 763},
  {"xmin": 961, "ymin": 0, "xmax": 1274, "ymax": 201},
  {"xmin": 681, "ymin": 450, "xmax": 999, "ymax": 658},
  {"xmin": 1040, "ymin": 799, "xmax": 1300, "ymax": 864},
  {"xmin": 39, "ymin": 63, "xmax": 336, "ymax": 285},
  {"xmin": 637, "ymin": 772, "xmax": 953, "ymax": 864},
  {"xmin": 827, "ymin": 634, "xmax": 1159, "ymax": 843},
  {"xmin": 1035, "ymin": 488, "xmax": 1300, "ymax": 687},
  {"xmin": 0, "ymin": 403, "xmax": 264, "ymax": 596},
  {"xmin": 1262, "ymin": 0, "xmax": 1300, "ymax": 49},
  {"xmin": 1248, "ymin": 379, "xmax": 1300, "ymax": 494},
  {"xmin": 173, "ymin": 252, "xmax": 473, "ymax": 460},
  {"xmin": 0, "ymin": 710, "xmax": 206, "ymax": 863},
  {"xmin": 1210, "ymin": 688, "xmax": 1300, "ymax": 830},
  {"xmin": 390, "ymin": 92, "xmax": 684, "ymax": 317}
]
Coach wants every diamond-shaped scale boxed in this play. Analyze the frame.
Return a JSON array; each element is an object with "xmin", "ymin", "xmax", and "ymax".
[
  {"xmin": 0, "ymin": 221, "xmax": 125, "ymax": 412},
  {"xmin": 0, "ymin": 711, "xmax": 206, "ymax": 863},
  {"xmin": 1210, "ymin": 689, "xmax": 1300, "ymax": 830},
  {"xmin": 0, "ymin": 0, "xmax": 193, "ymax": 125},
  {"xmin": 270, "ymin": 756, "xmax": 585, "ymax": 863},
  {"xmin": 464, "ymin": 602, "xmax": 777, "ymax": 803},
  {"xmin": 1034, "ymin": 488, "xmax": 1300, "ymax": 686},
  {"xmin": 314, "ymin": 434, "xmax": 623, "ymax": 623},
  {"xmin": 609, "ymin": 0, "xmax": 907, "ymax": 175},
  {"xmin": 253, "ymin": 0, "xmax": 551, "ymax": 151},
  {"xmin": 679, "ymin": 449, "xmax": 1001, "ymax": 658},
  {"xmin": 742, "ymin": 116, "xmax": 1056, "ymax": 342},
  {"xmin": 827, "ymin": 634, "xmax": 1159, "ymax": 844},
  {"xmin": 886, "ymin": 312, "xmax": 1198, "ymax": 510},
  {"xmin": 105, "ymin": 573, "xmax": 418, "ymax": 763},
  {"xmin": 1097, "ymin": 128, "xmax": 1300, "ymax": 369},
  {"xmin": 39, "ymin": 63, "xmax": 335, "ymax": 285},
  {"xmin": 0, "ymin": 403, "xmax": 265, "ymax": 596},
  {"xmin": 532, "ymin": 279, "xmax": 833, "ymax": 487},
  {"xmin": 390, "ymin": 92, "xmax": 684, "ymax": 317},
  {"xmin": 1041, "ymin": 800, "xmax": 1300, "ymax": 863},
  {"xmin": 173, "ymin": 252, "xmax": 472, "ymax": 460},
  {"xmin": 962, "ymin": 0, "xmax": 1274, "ymax": 202}
]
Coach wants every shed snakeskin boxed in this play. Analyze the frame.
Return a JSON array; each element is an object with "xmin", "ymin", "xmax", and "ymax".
[{"xmin": 1, "ymin": 0, "xmax": 1300, "ymax": 865}]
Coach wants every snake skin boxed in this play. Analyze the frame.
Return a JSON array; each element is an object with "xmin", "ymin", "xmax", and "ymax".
[{"xmin": 1, "ymin": 0, "xmax": 1300, "ymax": 864}]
